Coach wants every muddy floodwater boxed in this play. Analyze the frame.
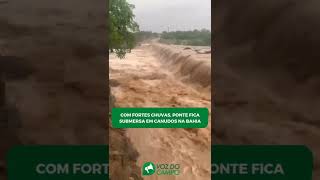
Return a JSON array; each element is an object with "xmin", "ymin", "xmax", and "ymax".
[{"xmin": 109, "ymin": 44, "xmax": 211, "ymax": 180}]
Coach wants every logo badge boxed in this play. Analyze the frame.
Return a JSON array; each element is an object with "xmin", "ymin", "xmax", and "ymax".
[{"xmin": 142, "ymin": 162, "xmax": 156, "ymax": 176}]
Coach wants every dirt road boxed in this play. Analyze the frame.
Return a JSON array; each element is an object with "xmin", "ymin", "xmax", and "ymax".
[{"xmin": 109, "ymin": 44, "xmax": 211, "ymax": 180}]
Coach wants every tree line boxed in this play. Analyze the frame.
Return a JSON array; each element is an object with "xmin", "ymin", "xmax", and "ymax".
[
  {"xmin": 159, "ymin": 29, "xmax": 211, "ymax": 46},
  {"xmin": 133, "ymin": 29, "xmax": 211, "ymax": 46}
]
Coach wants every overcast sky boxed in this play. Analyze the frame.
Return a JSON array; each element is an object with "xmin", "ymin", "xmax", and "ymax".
[{"xmin": 127, "ymin": 0, "xmax": 211, "ymax": 33}]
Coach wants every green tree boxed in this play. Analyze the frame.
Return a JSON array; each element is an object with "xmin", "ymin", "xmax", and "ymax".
[{"xmin": 109, "ymin": 0, "xmax": 139, "ymax": 58}]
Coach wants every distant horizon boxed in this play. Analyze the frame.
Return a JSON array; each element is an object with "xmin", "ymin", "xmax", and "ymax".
[
  {"xmin": 137, "ymin": 29, "xmax": 211, "ymax": 33},
  {"xmin": 128, "ymin": 0, "xmax": 211, "ymax": 33}
]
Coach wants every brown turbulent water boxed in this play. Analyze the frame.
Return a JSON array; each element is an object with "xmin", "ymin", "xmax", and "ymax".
[{"xmin": 109, "ymin": 44, "xmax": 211, "ymax": 180}]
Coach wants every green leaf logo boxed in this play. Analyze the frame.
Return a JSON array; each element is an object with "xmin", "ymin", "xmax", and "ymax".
[{"xmin": 142, "ymin": 162, "xmax": 156, "ymax": 176}]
